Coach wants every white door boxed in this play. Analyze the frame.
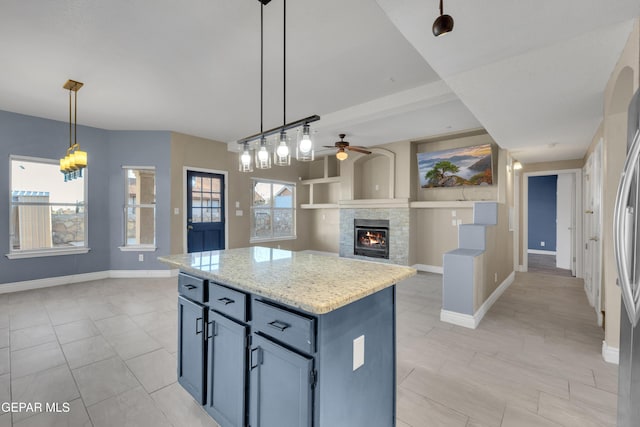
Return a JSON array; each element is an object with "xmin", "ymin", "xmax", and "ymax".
[
  {"xmin": 584, "ymin": 141, "xmax": 603, "ymax": 325},
  {"xmin": 556, "ymin": 174, "xmax": 574, "ymax": 270}
]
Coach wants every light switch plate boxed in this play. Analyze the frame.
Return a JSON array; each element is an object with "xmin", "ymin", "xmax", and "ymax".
[
  {"xmin": 174, "ymin": 208, "xmax": 179, "ymax": 215},
  {"xmin": 236, "ymin": 210, "xmax": 243, "ymax": 216},
  {"xmin": 353, "ymin": 335, "xmax": 365, "ymax": 371}
]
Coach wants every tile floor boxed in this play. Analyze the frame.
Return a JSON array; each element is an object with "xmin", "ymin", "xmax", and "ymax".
[{"xmin": 0, "ymin": 271, "xmax": 617, "ymax": 426}]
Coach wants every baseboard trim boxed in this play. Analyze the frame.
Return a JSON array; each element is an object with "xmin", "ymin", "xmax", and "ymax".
[
  {"xmin": 527, "ymin": 249, "xmax": 557, "ymax": 255},
  {"xmin": 0, "ymin": 269, "xmax": 177, "ymax": 294},
  {"xmin": 412, "ymin": 264, "xmax": 443, "ymax": 274},
  {"xmin": 440, "ymin": 310, "xmax": 476, "ymax": 329},
  {"xmin": 109, "ymin": 269, "xmax": 178, "ymax": 278},
  {"xmin": 602, "ymin": 341, "xmax": 619, "ymax": 365},
  {"xmin": 473, "ymin": 271, "xmax": 516, "ymax": 326},
  {"xmin": 440, "ymin": 270, "xmax": 516, "ymax": 329},
  {"xmin": 0, "ymin": 271, "xmax": 110, "ymax": 294}
]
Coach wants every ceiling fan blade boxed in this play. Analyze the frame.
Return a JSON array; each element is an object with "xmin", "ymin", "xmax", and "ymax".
[
  {"xmin": 323, "ymin": 145, "xmax": 337, "ymax": 149},
  {"xmin": 347, "ymin": 146, "xmax": 372, "ymax": 154}
]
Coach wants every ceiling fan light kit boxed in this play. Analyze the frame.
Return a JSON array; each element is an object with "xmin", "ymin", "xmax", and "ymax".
[
  {"xmin": 325, "ymin": 133, "xmax": 372, "ymax": 161},
  {"xmin": 432, "ymin": 0, "xmax": 454, "ymax": 37}
]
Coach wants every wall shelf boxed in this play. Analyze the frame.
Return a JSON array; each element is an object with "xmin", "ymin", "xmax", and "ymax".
[
  {"xmin": 300, "ymin": 203, "xmax": 339, "ymax": 210},
  {"xmin": 410, "ymin": 201, "xmax": 484, "ymax": 209}
]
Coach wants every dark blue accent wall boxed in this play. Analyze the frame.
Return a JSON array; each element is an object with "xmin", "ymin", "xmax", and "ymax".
[
  {"xmin": 0, "ymin": 110, "xmax": 171, "ymax": 284},
  {"xmin": 528, "ymin": 175, "xmax": 557, "ymax": 251}
]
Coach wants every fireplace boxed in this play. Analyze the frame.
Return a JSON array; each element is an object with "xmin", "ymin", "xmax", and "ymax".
[{"xmin": 354, "ymin": 219, "xmax": 389, "ymax": 259}]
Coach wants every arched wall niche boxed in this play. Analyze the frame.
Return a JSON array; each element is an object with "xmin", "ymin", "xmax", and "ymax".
[
  {"xmin": 351, "ymin": 148, "xmax": 395, "ymax": 200},
  {"xmin": 609, "ymin": 66, "xmax": 635, "ymax": 116}
]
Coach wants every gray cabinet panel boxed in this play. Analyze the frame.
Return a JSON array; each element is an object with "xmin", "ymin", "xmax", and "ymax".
[
  {"xmin": 178, "ymin": 296, "xmax": 206, "ymax": 404},
  {"xmin": 249, "ymin": 334, "xmax": 313, "ymax": 427},
  {"xmin": 205, "ymin": 310, "xmax": 248, "ymax": 427}
]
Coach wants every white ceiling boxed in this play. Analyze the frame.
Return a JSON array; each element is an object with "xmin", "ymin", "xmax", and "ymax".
[{"xmin": 0, "ymin": 0, "xmax": 638, "ymax": 163}]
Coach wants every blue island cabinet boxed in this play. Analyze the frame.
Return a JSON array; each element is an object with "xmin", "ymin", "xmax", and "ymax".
[{"xmin": 176, "ymin": 271, "xmax": 397, "ymax": 427}]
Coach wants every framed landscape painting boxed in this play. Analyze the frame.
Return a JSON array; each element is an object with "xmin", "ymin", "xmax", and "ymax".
[{"xmin": 417, "ymin": 143, "xmax": 493, "ymax": 188}]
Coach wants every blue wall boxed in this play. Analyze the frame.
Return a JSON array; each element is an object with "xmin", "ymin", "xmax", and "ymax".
[
  {"xmin": 528, "ymin": 175, "xmax": 557, "ymax": 251},
  {"xmin": 0, "ymin": 110, "xmax": 172, "ymax": 284}
]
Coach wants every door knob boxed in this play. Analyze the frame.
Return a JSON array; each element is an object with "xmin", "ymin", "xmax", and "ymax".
[
  {"xmin": 590, "ymin": 236, "xmax": 599, "ymax": 241},
  {"xmin": 585, "ymin": 210, "xmax": 594, "ymax": 214},
  {"xmin": 188, "ymin": 225, "xmax": 194, "ymax": 230}
]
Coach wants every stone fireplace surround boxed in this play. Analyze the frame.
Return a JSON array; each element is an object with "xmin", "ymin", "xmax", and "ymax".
[{"xmin": 339, "ymin": 201, "xmax": 410, "ymax": 266}]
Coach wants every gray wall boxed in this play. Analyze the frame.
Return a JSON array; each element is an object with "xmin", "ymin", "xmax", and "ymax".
[
  {"xmin": 107, "ymin": 130, "xmax": 172, "ymax": 271},
  {"xmin": 0, "ymin": 110, "xmax": 172, "ymax": 284}
]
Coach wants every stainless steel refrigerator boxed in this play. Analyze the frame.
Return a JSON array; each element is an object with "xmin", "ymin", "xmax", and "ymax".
[{"xmin": 614, "ymin": 87, "xmax": 640, "ymax": 426}]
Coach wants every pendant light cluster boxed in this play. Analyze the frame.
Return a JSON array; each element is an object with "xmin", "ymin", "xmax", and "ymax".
[
  {"xmin": 432, "ymin": 0, "xmax": 454, "ymax": 37},
  {"xmin": 238, "ymin": 0, "xmax": 320, "ymax": 172},
  {"xmin": 59, "ymin": 79, "xmax": 88, "ymax": 181}
]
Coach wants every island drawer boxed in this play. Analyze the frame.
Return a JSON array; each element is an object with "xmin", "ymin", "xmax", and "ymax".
[
  {"xmin": 253, "ymin": 300, "xmax": 315, "ymax": 354},
  {"xmin": 178, "ymin": 273, "xmax": 207, "ymax": 303},
  {"xmin": 209, "ymin": 282, "xmax": 248, "ymax": 322}
]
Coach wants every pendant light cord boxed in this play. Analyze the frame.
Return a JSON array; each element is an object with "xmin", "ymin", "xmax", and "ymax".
[
  {"xmin": 282, "ymin": 0, "xmax": 286, "ymax": 129},
  {"xmin": 74, "ymin": 89, "xmax": 78, "ymax": 146},
  {"xmin": 68, "ymin": 89, "xmax": 72, "ymax": 148},
  {"xmin": 439, "ymin": 0, "xmax": 443, "ymax": 15}
]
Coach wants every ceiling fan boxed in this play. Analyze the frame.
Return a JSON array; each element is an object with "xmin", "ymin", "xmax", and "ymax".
[{"xmin": 324, "ymin": 134, "xmax": 371, "ymax": 161}]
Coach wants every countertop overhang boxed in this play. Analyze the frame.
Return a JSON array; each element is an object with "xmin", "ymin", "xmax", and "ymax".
[{"xmin": 159, "ymin": 247, "xmax": 416, "ymax": 314}]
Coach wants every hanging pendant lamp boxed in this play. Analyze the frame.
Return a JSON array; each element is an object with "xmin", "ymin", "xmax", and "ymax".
[
  {"xmin": 236, "ymin": 0, "xmax": 319, "ymax": 166},
  {"xmin": 273, "ymin": 0, "xmax": 291, "ymax": 166},
  {"xmin": 432, "ymin": 0, "xmax": 454, "ymax": 37},
  {"xmin": 254, "ymin": 2, "xmax": 272, "ymax": 169},
  {"xmin": 59, "ymin": 79, "xmax": 87, "ymax": 182}
]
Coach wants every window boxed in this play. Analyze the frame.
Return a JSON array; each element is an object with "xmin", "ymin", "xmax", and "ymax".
[
  {"xmin": 8, "ymin": 156, "xmax": 87, "ymax": 258},
  {"xmin": 122, "ymin": 167, "xmax": 156, "ymax": 250},
  {"xmin": 251, "ymin": 179, "xmax": 296, "ymax": 242}
]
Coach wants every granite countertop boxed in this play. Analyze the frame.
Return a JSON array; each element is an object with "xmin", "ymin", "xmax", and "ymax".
[{"xmin": 159, "ymin": 247, "xmax": 416, "ymax": 314}]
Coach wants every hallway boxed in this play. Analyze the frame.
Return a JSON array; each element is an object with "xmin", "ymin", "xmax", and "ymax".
[{"xmin": 396, "ymin": 271, "xmax": 617, "ymax": 427}]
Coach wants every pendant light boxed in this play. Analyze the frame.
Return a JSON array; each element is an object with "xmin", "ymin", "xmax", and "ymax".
[
  {"xmin": 236, "ymin": 0, "xmax": 320, "ymax": 165},
  {"xmin": 254, "ymin": 3, "xmax": 272, "ymax": 169},
  {"xmin": 296, "ymin": 123, "xmax": 314, "ymax": 161},
  {"xmin": 273, "ymin": 0, "xmax": 291, "ymax": 166},
  {"xmin": 432, "ymin": 0, "xmax": 454, "ymax": 37},
  {"xmin": 239, "ymin": 141, "xmax": 254, "ymax": 172},
  {"xmin": 59, "ymin": 79, "xmax": 87, "ymax": 182}
]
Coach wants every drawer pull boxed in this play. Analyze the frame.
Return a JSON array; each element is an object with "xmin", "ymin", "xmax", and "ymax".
[
  {"xmin": 184, "ymin": 284, "xmax": 197, "ymax": 290},
  {"xmin": 217, "ymin": 297, "xmax": 235, "ymax": 306},
  {"xmin": 195, "ymin": 317, "xmax": 203, "ymax": 335},
  {"xmin": 267, "ymin": 320, "xmax": 290, "ymax": 332}
]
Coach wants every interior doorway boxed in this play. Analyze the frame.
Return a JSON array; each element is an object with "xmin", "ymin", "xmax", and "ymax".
[{"xmin": 522, "ymin": 169, "xmax": 583, "ymax": 278}]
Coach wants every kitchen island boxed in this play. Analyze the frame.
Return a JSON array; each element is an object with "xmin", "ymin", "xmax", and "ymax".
[{"xmin": 159, "ymin": 247, "xmax": 416, "ymax": 427}]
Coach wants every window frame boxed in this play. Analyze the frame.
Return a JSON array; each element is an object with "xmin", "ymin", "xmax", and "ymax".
[
  {"xmin": 250, "ymin": 178, "xmax": 297, "ymax": 243},
  {"xmin": 119, "ymin": 165, "xmax": 157, "ymax": 252},
  {"xmin": 6, "ymin": 154, "xmax": 89, "ymax": 259}
]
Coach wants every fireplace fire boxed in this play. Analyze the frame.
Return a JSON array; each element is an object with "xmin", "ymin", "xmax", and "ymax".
[{"xmin": 354, "ymin": 219, "xmax": 389, "ymax": 259}]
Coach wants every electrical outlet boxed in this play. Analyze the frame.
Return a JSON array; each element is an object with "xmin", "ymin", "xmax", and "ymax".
[
  {"xmin": 451, "ymin": 210, "xmax": 457, "ymax": 217},
  {"xmin": 173, "ymin": 207, "xmax": 179, "ymax": 215},
  {"xmin": 541, "ymin": 241, "xmax": 545, "ymax": 247},
  {"xmin": 452, "ymin": 219, "xmax": 457, "ymax": 226},
  {"xmin": 353, "ymin": 335, "xmax": 365, "ymax": 371},
  {"xmin": 138, "ymin": 254, "xmax": 144, "ymax": 262}
]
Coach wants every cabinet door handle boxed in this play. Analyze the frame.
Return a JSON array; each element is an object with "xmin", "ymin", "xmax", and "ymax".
[
  {"xmin": 195, "ymin": 317, "xmax": 203, "ymax": 335},
  {"xmin": 267, "ymin": 320, "xmax": 290, "ymax": 331},
  {"xmin": 206, "ymin": 321, "xmax": 215, "ymax": 339},
  {"xmin": 217, "ymin": 297, "xmax": 235, "ymax": 306},
  {"xmin": 250, "ymin": 347, "xmax": 262, "ymax": 369}
]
